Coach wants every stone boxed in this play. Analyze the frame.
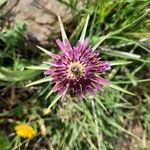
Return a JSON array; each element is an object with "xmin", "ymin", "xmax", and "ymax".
[{"xmin": 2, "ymin": 0, "xmax": 85, "ymax": 46}]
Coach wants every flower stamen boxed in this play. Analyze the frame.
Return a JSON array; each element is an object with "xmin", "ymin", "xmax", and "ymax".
[{"xmin": 67, "ymin": 61, "xmax": 85, "ymax": 79}]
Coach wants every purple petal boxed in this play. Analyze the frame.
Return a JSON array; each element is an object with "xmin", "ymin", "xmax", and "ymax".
[
  {"xmin": 96, "ymin": 76, "xmax": 109, "ymax": 86},
  {"xmin": 99, "ymin": 61, "xmax": 111, "ymax": 72},
  {"xmin": 64, "ymin": 39, "xmax": 72, "ymax": 50},
  {"xmin": 44, "ymin": 70, "xmax": 52, "ymax": 75},
  {"xmin": 73, "ymin": 41, "xmax": 82, "ymax": 59},
  {"xmin": 53, "ymin": 79, "xmax": 68, "ymax": 93},
  {"xmin": 56, "ymin": 39, "xmax": 65, "ymax": 51},
  {"xmin": 86, "ymin": 86, "xmax": 95, "ymax": 96},
  {"xmin": 56, "ymin": 39, "xmax": 72, "ymax": 55},
  {"xmin": 50, "ymin": 53, "xmax": 60, "ymax": 59},
  {"xmin": 81, "ymin": 38, "xmax": 89, "ymax": 50},
  {"xmin": 50, "ymin": 63, "xmax": 65, "ymax": 67}
]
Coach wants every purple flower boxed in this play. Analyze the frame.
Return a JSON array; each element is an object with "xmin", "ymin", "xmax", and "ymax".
[
  {"xmin": 44, "ymin": 15, "xmax": 110, "ymax": 98},
  {"xmin": 44, "ymin": 38, "xmax": 110, "ymax": 97}
]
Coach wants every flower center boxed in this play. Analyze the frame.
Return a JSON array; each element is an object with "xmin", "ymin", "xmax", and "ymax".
[
  {"xmin": 71, "ymin": 66, "xmax": 80, "ymax": 75},
  {"xmin": 67, "ymin": 61, "xmax": 85, "ymax": 79}
]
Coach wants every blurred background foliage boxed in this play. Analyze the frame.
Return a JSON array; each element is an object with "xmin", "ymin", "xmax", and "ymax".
[{"xmin": 0, "ymin": 0, "xmax": 150, "ymax": 149}]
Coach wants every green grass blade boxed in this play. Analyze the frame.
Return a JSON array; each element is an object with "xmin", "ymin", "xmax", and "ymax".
[
  {"xmin": 111, "ymin": 36, "xmax": 150, "ymax": 53},
  {"xmin": 95, "ymin": 95, "xmax": 108, "ymax": 113},
  {"xmin": 109, "ymin": 83, "xmax": 135, "ymax": 96},
  {"xmin": 103, "ymin": 49, "xmax": 141, "ymax": 60},
  {"xmin": 112, "ymin": 78, "xmax": 150, "ymax": 84},
  {"xmin": 108, "ymin": 119, "xmax": 141, "ymax": 141}
]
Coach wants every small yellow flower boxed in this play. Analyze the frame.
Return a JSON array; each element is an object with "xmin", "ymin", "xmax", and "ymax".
[{"xmin": 15, "ymin": 124, "xmax": 36, "ymax": 139}]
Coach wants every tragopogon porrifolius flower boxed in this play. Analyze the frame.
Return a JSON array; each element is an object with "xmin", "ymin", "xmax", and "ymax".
[{"xmin": 44, "ymin": 15, "xmax": 110, "ymax": 98}]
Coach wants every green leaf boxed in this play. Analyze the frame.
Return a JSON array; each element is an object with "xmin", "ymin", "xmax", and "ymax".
[
  {"xmin": 25, "ymin": 77, "xmax": 52, "ymax": 87},
  {"xmin": 0, "ymin": 67, "xmax": 40, "ymax": 82},
  {"xmin": 109, "ymin": 83, "xmax": 135, "ymax": 96},
  {"xmin": 0, "ymin": 131, "xmax": 11, "ymax": 150},
  {"xmin": 79, "ymin": 15, "xmax": 90, "ymax": 43}
]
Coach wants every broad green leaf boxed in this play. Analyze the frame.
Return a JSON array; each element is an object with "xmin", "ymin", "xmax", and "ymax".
[
  {"xmin": 25, "ymin": 77, "xmax": 52, "ymax": 87},
  {"xmin": 109, "ymin": 83, "xmax": 135, "ymax": 96},
  {"xmin": 79, "ymin": 15, "xmax": 90, "ymax": 42},
  {"xmin": 0, "ymin": 67, "xmax": 40, "ymax": 82},
  {"xmin": 0, "ymin": 131, "xmax": 11, "ymax": 150}
]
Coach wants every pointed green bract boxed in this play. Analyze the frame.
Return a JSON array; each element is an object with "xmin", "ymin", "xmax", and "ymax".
[
  {"xmin": 47, "ymin": 94, "xmax": 62, "ymax": 108},
  {"xmin": 25, "ymin": 77, "xmax": 52, "ymax": 87},
  {"xmin": 26, "ymin": 64, "xmax": 49, "ymax": 70},
  {"xmin": 45, "ymin": 88, "xmax": 54, "ymax": 100},
  {"xmin": 92, "ymin": 33, "xmax": 111, "ymax": 51},
  {"xmin": 79, "ymin": 15, "xmax": 90, "ymax": 43},
  {"xmin": 57, "ymin": 15, "xmax": 68, "ymax": 43},
  {"xmin": 110, "ymin": 61, "xmax": 132, "ymax": 66},
  {"xmin": 37, "ymin": 46, "xmax": 51, "ymax": 55}
]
